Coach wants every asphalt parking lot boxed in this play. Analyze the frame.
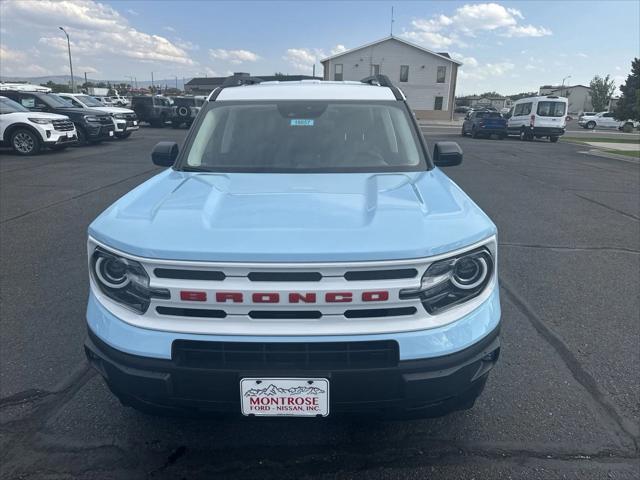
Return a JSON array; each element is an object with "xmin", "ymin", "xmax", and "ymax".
[{"xmin": 1, "ymin": 127, "xmax": 638, "ymax": 479}]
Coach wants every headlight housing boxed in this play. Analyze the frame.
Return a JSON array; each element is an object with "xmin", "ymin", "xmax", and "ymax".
[
  {"xmin": 90, "ymin": 247, "xmax": 169, "ymax": 314},
  {"xmin": 400, "ymin": 247, "xmax": 494, "ymax": 314},
  {"xmin": 28, "ymin": 118, "xmax": 53, "ymax": 124},
  {"xmin": 113, "ymin": 113, "xmax": 126, "ymax": 119},
  {"xmin": 84, "ymin": 115, "xmax": 101, "ymax": 122}
]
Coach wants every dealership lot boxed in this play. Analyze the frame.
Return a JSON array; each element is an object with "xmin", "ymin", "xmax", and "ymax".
[{"xmin": 1, "ymin": 128, "xmax": 638, "ymax": 478}]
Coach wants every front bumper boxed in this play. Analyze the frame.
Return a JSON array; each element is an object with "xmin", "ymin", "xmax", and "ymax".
[
  {"xmin": 43, "ymin": 129, "xmax": 77, "ymax": 145},
  {"xmin": 113, "ymin": 119, "xmax": 139, "ymax": 133},
  {"xmin": 86, "ymin": 122, "xmax": 115, "ymax": 139},
  {"xmin": 85, "ymin": 325, "xmax": 500, "ymax": 416},
  {"xmin": 85, "ymin": 286, "xmax": 501, "ymax": 416}
]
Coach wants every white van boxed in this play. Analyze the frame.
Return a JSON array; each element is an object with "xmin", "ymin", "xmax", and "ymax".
[{"xmin": 506, "ymin": 95, "xmax": 568, "ymax": 142}]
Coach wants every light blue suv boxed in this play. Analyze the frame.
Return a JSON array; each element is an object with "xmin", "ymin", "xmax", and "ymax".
[{"xmin": 85, "ymin": 75, "xmax": 501, "ymax": 418}]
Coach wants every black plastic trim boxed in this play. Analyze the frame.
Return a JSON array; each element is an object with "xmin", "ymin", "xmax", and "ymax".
[{"xmin": 154, "ymin": 268, "xmax": 226, "ymax": 281}]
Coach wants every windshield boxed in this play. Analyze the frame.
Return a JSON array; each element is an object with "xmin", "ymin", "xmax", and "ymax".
[
  {"xmin": 0, "ymin": 97, "xmax": 29, "ymax": 113},
  {"xmin": 537, "ymin": 101, "xmax": 566, "ymax": 117},
  {"xmin": 75, "ymin": 95, "xmax": 104, "ymax": 107},
  {"xmin": 476, "ymin": 112, "xmax": 502, "ymax": 118},
  {"xmin": 43, "ymin": 94, "xmax": 75, "ymax": 108},
  {"xmin": 180, "ymin": 101, "xmax": 426, "ymax": 173}
]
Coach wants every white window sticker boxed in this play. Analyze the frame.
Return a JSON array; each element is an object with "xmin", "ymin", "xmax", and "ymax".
[{"xmin": 290, "ymin": 119, "xmax": 314, "ymax": 126}]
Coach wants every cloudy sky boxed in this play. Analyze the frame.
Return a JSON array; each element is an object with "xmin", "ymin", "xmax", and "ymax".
[{"xmin": 1, "ymin": 0, "xmax": 638, "ymax": 94}]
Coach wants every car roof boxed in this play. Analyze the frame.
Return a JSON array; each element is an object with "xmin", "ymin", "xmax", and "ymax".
[{"xmin": 215, "ymin": 80, "xmax": 398, "ymax": 101}]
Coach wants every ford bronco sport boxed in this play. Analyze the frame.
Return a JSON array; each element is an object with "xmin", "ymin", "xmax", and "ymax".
[{"xmin": 85, "ymin": 75, "xmax": 501, "ymax": 418}]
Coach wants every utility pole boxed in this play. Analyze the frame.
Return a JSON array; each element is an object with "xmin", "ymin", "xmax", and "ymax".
[
  {"xmin": 151, "ymin": 72, "xmax": 154, "ymax": 92},
  {"xmin": 84, "ymin": 71, "xmax": 88, "ymax": 88},
  {"xmin": 59, "ymin": 27, "xmax": 75, "ymax": 92},
  {"xmin": 561, "ymin": 75, "xmax": 571, "ymax": 97},
  {"xmin": 390, "ymin": 6, "xmax": 394, "ymax": 36},
  {"xmin": 175, "ymin": 75, "xmax": 178, "ymax": 90}
]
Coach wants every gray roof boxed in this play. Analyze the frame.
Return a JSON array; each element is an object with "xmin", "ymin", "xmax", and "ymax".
[{"xmin": 320, "ymin": 36, "xmax": 462, "ymax": 65}]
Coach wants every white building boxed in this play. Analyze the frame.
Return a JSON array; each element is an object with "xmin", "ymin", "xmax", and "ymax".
[
  {"xmin": 321, "ymin": 36, "xmax": 461, "ymax": 120},
  {"xmin": 468, "ymin": 96, "xmax": 512, "ymax": 110},
  {"xmin": 539, "ymin": 84, "xmax": 593, "ymax": 114}
]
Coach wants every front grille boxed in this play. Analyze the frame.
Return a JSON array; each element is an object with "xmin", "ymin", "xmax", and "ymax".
[
  {"xmin": 52, "ymin": 119, "xmax": 74, "ymax": 131},
  {"xmin": 98, "ymin": 116, "xmax": 113, "ymax": 125},
  {"xmin": 155, "ymin": 268, "xmax": 418, "ymax": 282},
  {"xmin": 172, "ymin": 340, "xmax": 399, "ymax": 369}
]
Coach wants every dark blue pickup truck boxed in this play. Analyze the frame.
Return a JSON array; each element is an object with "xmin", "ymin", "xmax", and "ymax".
[{"xmin": 461, "ymin": 110, "xmax": 507, "ymax": 139}]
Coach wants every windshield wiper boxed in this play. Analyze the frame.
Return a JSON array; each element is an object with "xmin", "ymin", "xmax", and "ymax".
[{"xmin": 179, "ymin": 165, "xmax": 213, "ymax": 172}]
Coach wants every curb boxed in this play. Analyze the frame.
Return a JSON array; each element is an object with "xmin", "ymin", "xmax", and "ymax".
[{"xmin": 578, "ymin": 149, "xmax": 639, "ymax": 165}]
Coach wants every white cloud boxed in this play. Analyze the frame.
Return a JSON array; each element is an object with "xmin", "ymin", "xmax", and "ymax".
[
  {"xmin": 76, "ymin": 65, "xmax": 99, "ymax": 74},
  {"xmin": 209, "ymin": 48, "xmax": 259, "ymax": 64},
  {"xmin": 502, "ymin": 24, "xmax": 552, "ymax": 37},
  {"xmin": 164, "ymin": 26, "xmax": 176, "ymax": 33},
  {"xmin": 459, "ymin": 61, "xmax": 515, "ymax": 81},
  {"xmin": 577, "ymin": 52, "xmax": 588, "ymax": 58},
  {"xmin": 2, "ymin": 0, "xmax": 195, "ymax": 69},
  {"xmin": 330, "ymin": 44, "xmax": 347, "ymax": 55},
  {"xmin": 402, "ymin": 2, "xmax": 552, "ymax": 50},
  {"xmin": 127, "ymin": 9, "xmax": 138, "ymax": 16},
  {"xmin": 283, "ymin": 48, "xmax": 320, "ymax": 72}
]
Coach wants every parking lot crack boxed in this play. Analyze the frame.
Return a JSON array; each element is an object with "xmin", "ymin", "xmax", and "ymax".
[
  {"xmin": 500, "ymin": 242, "xmax": 640, "ymax": 255},
  {"xmin": 1, "ymin": 168, "xmax": 159, "ymax": 224},
  {"xmin": 500, "ymin": 282, "xmax": 639, "ymax": 452}
]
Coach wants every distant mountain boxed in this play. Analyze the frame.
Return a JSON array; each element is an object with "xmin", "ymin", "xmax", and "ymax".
[{"xmin": 0, "ymin": 75, "xmax": 189, "ymax": 90}]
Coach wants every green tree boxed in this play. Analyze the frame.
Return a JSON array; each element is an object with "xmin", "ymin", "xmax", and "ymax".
[
  {"xmin": 41, "ymin": 80, "xmax": 68, "ymax": 93},
  {"xmin": 614, "ymin": 58, "xmax": 639, "ymax": 121},
  {"xmin": 589, "ymin": 74, "xmax": 616, "ymax": 112}
]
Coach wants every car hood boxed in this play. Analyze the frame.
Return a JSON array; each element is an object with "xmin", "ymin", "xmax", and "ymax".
[
  {"xmin": 53, "ymin": 107, "xmax": 104, "ymax": 116},
  {"xmin": 12, "ymin": 112, "xmax": 69, "ymax": 120},
  {"xmin": 90, "ymin": 106, "xmax": 134, "ymax": 114},
  {"xmin": 89, "ymin": 170, "xmax": 496, "ymax": 262}
]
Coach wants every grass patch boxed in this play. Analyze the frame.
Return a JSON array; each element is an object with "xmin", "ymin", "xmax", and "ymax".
[
  {"xmin": 604, "ymin": 149, "xmax": 640, "ymax": 159},
  {"xmin": 562, "ymin": 136, "xmax": 640, "ymax": 144}
]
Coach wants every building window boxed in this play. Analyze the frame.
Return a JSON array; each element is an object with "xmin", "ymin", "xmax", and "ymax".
[
  {"xmin": 334, "ymin": 64, "xmax": 343, "ymax": 81},
  {"xmin": 372, "ymin": 64, "xmax": 380, "ymax": 75},
  {"xmin": 437, "ymin": 66, "xmax": 446, "ymax": 83},
  {"xmin": 400, "ymin": 65, "xmax": 409, "ymax": 82},
  {"xmin": 434, "ymin": 96, "xmax": 443, "ymax": 110}
]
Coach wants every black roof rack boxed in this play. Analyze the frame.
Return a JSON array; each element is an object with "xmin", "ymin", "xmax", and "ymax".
[
  {"xmin": 360, "ymin": 75, "xmax": 404, "ymax": 101},
  {"xmin": 210, "ymin": 73, "xmax": 264, "ymax": 101}
]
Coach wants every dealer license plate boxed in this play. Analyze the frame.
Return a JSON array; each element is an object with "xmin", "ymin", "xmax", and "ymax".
[
  {"xmin": 133, "ymin": 120, "xmax": 138, "ymax": 126},
  {"xmin": 66, "ymin": 131, "xmax": 73, "ymax": 138},
  {"xmin": 240, "ymin": 378, "xmax": 329, "ymax": 417},
  {"xmin": 109, "ymin": 131, "xmax": 114, "ymax": 137}
]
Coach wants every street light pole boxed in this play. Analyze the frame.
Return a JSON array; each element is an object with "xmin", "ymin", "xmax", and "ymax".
[
  {"xmin": 561, "ymin": 75, "xmax": 571, "ymax": 96},
  {"xmin": 59, "ymin": 27, "xmax": 75, "ymax": 92}
]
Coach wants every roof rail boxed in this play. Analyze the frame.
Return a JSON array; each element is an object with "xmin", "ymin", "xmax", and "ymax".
[
  {"xmin": 360, "ymin": 74, "xmax": 394, "ymax": 87},
  {"xmin": 360, "ymin": 74, "xmax": 404, "ymax": 101}
]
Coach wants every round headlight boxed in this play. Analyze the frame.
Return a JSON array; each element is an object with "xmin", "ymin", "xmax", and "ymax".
[
  {"xmin": 95, "ymin": 256, "xmax": 130, "ymax": 288},
  {"xmin": 451, "ymin": 256, "xmax": 488, "ymax": 290}
]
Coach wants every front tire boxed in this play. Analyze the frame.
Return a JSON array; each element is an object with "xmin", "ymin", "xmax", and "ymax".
[
  {"xmin": 586, "ymin": 121, "xmax": 596, "ymax": 130},
  {"xmin": 11, "ymin": 129, "xmax": 41, "ymax": 155},
  {"xmin": 471, "ymin": 127, "xmax": 479, "ymax": 139},
  {"xmin": 519, "ymin": 128, "xmax": 532, "ymax": 141},
  {"xmin": 550, "ymin": 136, "xmax": 559, "ymax": 143}
]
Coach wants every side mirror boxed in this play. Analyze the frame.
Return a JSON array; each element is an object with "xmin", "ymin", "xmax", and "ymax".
[
  {"xmin": 152, "ymin": 141, "xmax": 178, "ymax": 167},
  {"xmin": 433, "ymin": 142, "xmax": 463, "ymax": 167}
]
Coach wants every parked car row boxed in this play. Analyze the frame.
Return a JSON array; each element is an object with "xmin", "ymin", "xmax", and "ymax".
[
  {"xmin": 0, "ymin": 87, "xmax": 140, "ymax": 155},
  {"xmin": 462, "ymin": 95, "xmax": 569, "ymax": 142},
  {"xmin": 130, "ymin": 95, "xmax": 205, "ymax": 129}
]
